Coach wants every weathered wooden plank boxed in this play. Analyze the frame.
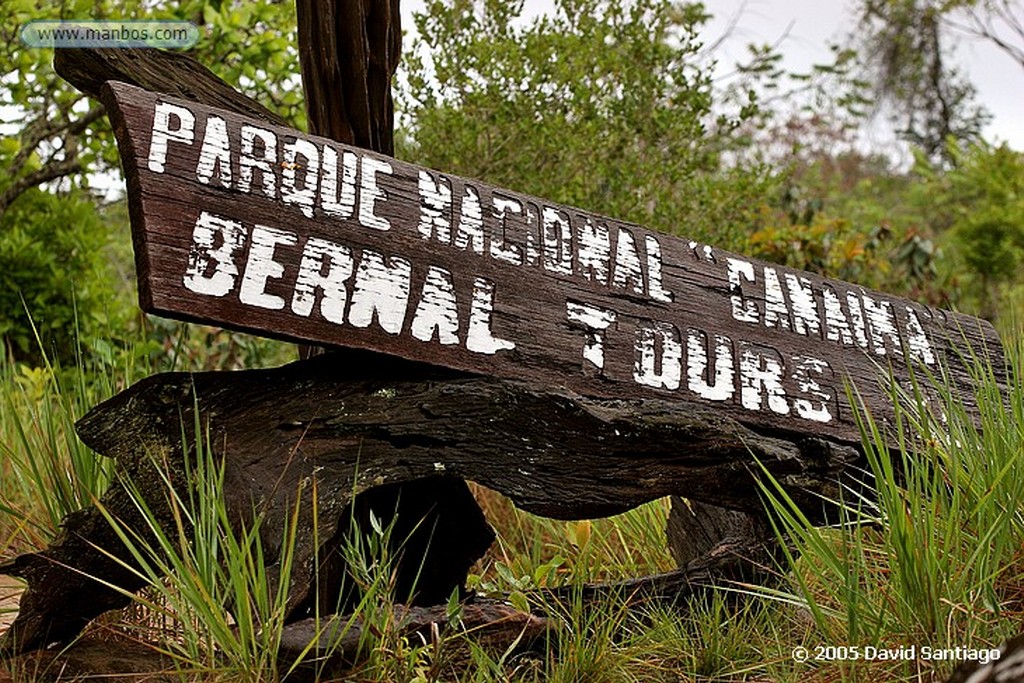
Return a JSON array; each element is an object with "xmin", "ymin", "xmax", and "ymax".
[
  {"xmin": 101, "ymin": 81, "xmax": 1005, "ymax": 445},
  {"xmin": 54, "ymin": 47, "xmax": 288, "ymax": 126}
]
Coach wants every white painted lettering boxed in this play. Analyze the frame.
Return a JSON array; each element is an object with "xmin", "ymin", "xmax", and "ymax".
[
  {"xmin": 195, "ymin": 115, "xmax": 232, "ymax": 187},
  {"xmin": 291, "ymin": 237, "xmax": 353, "ymax": 324},
  {"xmin": 686, "ymin": 330, "xmax": 734, "ymax": 401},
  {"xmin": 763, "ymin": 267, "xmax": 791, "ymax": 331},
  {"xmin": 566, "ymin": 301, "xmax": 617, "ymax": 370},
  {"xmin": 455, "ymin": 185, "xmax": 485, "ymax": 255},
  {"xmin": 466, "ymin": 278, "xmax": 515, "ymax": 354},
  {"xmin": 525, "ymin": 206, "xmax": 541, "ymax": 267},
  {"xmin": 727, "ymin": 258, "xmax": 758, "ymax": 323},
  {"xmin": 577, "ymin": 219, "xmax": 611, "ymax": 285},
  {"xmin": 633, "ymin": 321, "xmax": 682, "ymax": 391},
  {"xmin": 791, "ymin": 355, "xmax": 834, "ymax": 423},
  {"xmin": 348, "ymin": 250, "xmax": 411, "ymax": 334},
  {"xmin": 785, "ymin": 273, "xmax": 820, "ymax": 337},
  {"xmin": 823, "ymin": 285, "xmax": 854, "ymax": 345},
  {"xmin": 542, "ymin": 207, "xmax": 573, "ymax": 275},
  {"xmin": 613, "ymin": 228, "xmax": 644, "ymax": 295},
  {"xmin": 411, "ymin": 266, "xmax": 460, "ymax": 345},
  {"xmin": 490, "ymin": 196, "xmax": 524, "ymax": 265},
  {"xmin": 281, "ymin": 138, "xmax": 320, "ymax": 219},
  {"xmin": 905, "ymin": 307, "xmax": 936, "ymax": 364},
  {"xmin": 417, "ymin": 170, "xmax": 452, "ymax": 243},
  {"xmin": 740, "ymin": 344, "xmax": 789, "ymax": 415},
  {"xmin": 239, "ymin": 225, "xmax": 297, "ymax": 310},
  {"xmin": 862, "ymin": 294, "xmax": 900, "ymax": 356},
  {"xmin": 847, "ymin": 291, "xmax": 870, "ymax": 349},
  {"xmin": 645, "ymin": 235, "xmax": 674, "ymax": 303},
  {"xmin": 320, "ymin": 145, "xmax": 358, "ymax": 218},
  {"xmin": 148, "ymin": 101, "xmax": 195, "ymax": 173},
  {"xmin": 238, "ymin": 125, "xmax": 277, "ymax": 199},
  {"xmin": 358, "ymin": 157, "xmax": 392, "ymax": 231},
  {"xmin": 183, "ymin": 211, "xmax": 245, "ymax": 297}
]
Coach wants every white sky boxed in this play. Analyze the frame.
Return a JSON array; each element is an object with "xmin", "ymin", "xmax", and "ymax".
[
  {"xmin": 401, "ymin": 0, "xmax": 1023, "ymax": 152},
  {"xmin": 699, "ymin": 0, "xmax": 1022, "ymax": 150}
]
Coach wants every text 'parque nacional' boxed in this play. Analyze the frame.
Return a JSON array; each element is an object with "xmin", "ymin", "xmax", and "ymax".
[{"xmin": 103, "ymin": 81, "xmax": 1005, "ymax": 444}]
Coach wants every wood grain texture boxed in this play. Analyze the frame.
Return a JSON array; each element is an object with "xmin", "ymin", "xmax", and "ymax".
[
  {"xmin": 102, "ymin": 81, "xmax": 1006, "ymax": 446},
  {"xmin": 296, "ymin": 0, "xmax": 401, "ymax": 154},
  {"xmin": 666, "ymin": 497, "xmax": 781, "ymax": 586},
  {"xmin": 54, "ymin": 48, "xmax": 288, "ymax": 126}
]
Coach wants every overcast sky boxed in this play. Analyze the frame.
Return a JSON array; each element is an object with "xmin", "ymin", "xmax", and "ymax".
[
  {"xmin": 700, "ymin": 0, "xmax": 1022, "ymax": 150},
  {"xmin": 401, "ymin": 0, "xmax": 1023, "ymax": 152}
]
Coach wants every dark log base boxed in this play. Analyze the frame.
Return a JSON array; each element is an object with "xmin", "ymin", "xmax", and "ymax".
[
  {"xmin": 0, "ymin": 351, "xmax": 857, "ymax": 657},
  {"xmin": 667, "ymin": 497, "xmax": 783, "ymax": 586}
]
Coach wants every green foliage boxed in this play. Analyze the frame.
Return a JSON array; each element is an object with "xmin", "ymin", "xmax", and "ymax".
[
  {"xmin": 922, "ymin": 142, "xmax": 1024, "ymax": 318},
  {"xmin": 0, "ymin": 346, "xmax": 122, "ymax": 551},
  {"xmin": 94, "ymin": 416, "xmax": 305, "ymax": 680},
  {"xmin": 0, "ymin": 0, "xmax": 301, "ymax": 215},
  {"xmin": 142, "ymin": 319, "xmax": 297, "ymax": 373},
  {"xmin": 190, "ymin": 0, "xmax": 303, "ymax": 128},
  {"xmin": 742, "ymin": 149, "xmax": 952, "ymax": 307},
  {"xmin": 0, "ymin": 186, "xmax": 118, "ymax": 364},
  {"xmin": 0, "ymin": 0, "xmax": 302, "ymax": 370},
  {"xmin": 747, "ymin": 211, "xmax": 888, "ymax": 284},
  {"xmin": 401, "ymin": 0, "xmax": 778, "ymax": 248}
]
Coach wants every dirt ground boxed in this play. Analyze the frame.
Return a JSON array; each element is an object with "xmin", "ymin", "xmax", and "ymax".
[
  {"xmin": 0, "ymin": 576, "xmax": 19, "ymax": 632},
  {"xmin": 0, "ymin": 580, "xmax": 177, "ymax": 682}
]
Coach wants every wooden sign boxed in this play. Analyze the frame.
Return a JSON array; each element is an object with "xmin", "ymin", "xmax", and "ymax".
[{"xmin": 103, "ymin": 81, "xmax": 1005, "ymax": 445}]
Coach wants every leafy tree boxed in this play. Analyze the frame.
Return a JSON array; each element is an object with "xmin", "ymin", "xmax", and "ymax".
[
  {"xmin": 850, "ymin": 0, "xmax": 990, "ymax": 163},
  {"xmin": 845, "ymin": 0, "xmax": 1024, "ymax": 162},
  {"xmin": 0, "ymin": 0, "xmax": 303, "ymax": 215},
  {"xmin": 0, "ymin": 0, "xmax": 301, "ymax": 364},
  {"xmin": 917, "ymin": 143, "xmax": 1024, "ymax": 318},
  {"xmin": 399, "ymin": 0, "xmax": 777, "ymax": 249}
]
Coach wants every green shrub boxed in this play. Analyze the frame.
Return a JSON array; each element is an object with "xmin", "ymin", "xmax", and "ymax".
[
  {"xmin": 0, "ymin": 187, "xmax": 121, "ymax": 365},
  {"xmin": 939, "ymin": 143, "xmax": 1024, "ymax": 319},
  {"xmin": 401, "ymin": 0, "xmax": 779, "ymax": 249}
]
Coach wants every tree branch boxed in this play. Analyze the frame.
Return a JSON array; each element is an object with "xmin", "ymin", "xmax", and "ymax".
[{"xmin": 0, "ymin": 158, "xmax": 83, "ymax": 214}]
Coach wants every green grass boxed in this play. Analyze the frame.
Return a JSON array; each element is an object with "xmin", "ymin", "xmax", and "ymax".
[
  {"xmin": 754, "ymin": 324, "xmax": 1024, "ymax": 680},
  {"xmin": 0, "ymin": 324, "xmax": 1022, "ymax": 681},
  {"xmin": 0, "ymin": 343, "xmax": 119, "ymax": 551},
  {"xmin": 90, "ymin": 414, "xmax": 304, "ymax": 680}
]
